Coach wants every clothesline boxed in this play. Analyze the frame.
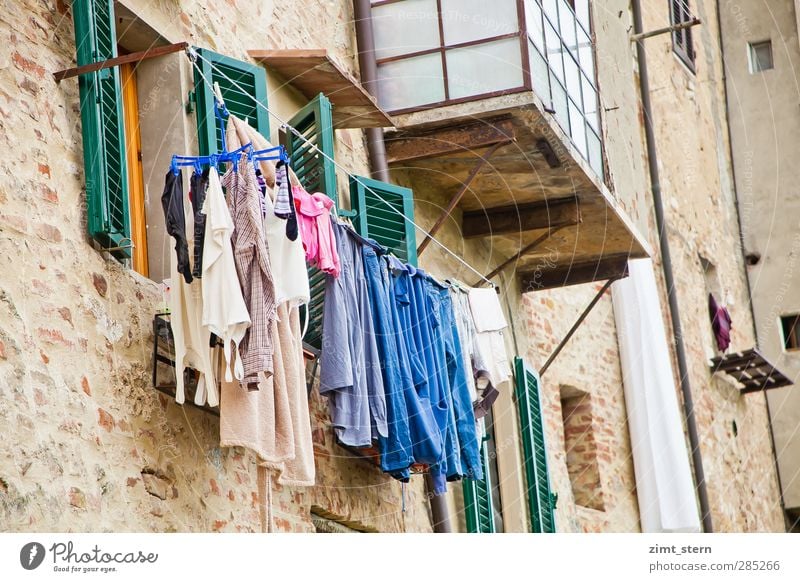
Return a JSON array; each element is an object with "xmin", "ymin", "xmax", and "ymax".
[{"xmin": 186, "ymin": 46, "xmax": 494, "ymax": 287}]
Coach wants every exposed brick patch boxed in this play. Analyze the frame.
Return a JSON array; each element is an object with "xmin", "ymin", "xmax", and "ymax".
[
  {"xmin": 19, "ymin": 77, "xmax": 39, "ymax": 95},
  {"xmin": 38, "ymin": 183, "xmax": 58, "ymax": 203},
  {"xmin": 209, "ymin": 478, "xmax": 220, "ymax": 496},
  {"xmin": 31, "ymin": 279, "xmax": 52, "ymax": 296},
  {"xmin": 211, "ymin": 519, "xmax": 227, "ymax": 532},
  {"xmin": 33, "ymin": 388, "xmax": 46, "ymax": 406},
  {"xmin": 57, "ymin": 307, "xmax": 72, "ymax": 326},
  {"xmin": 34, "ymin": 223, "xmax": 62, "ymax": 243},
  {"xmin": 68, "ymin": 487, "xmax": 86, "ymax": 509},
  {"xmin": 36, "ymin": 327, "xmax": 71, "ymax": 347},
  {"xmin": 92, "ymin": 273, "xmax": 108, "ymax": 297},
  {"xmin": 12, "ymin": 52, "xmax": 45, "ymax": 79},
  {"xmin": 81, "ymin": 376, "xmax": 91, "ymax": 395},
  {"xmin": 38, "ymin": 163, "xmax": 50, "ymax": 178},
  {"xmin": 97, "ymin": 408, "xmax": 115, "ymax": 432},
  {"xmin": 126, "ymin": 477, "xmax": 138, "ymax": 487},
  {"xmin": 1, "ymin": 214, "xmax": 28, "ymax": 234}
]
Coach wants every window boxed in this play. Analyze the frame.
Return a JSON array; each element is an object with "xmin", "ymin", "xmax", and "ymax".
[
  {"xmin": 371, "ymin": 0, "xmax": 524, "ymax": 111},
  {"xmin": 282, "ymin": 94, "xmax": 338, "ymax": 350},
  {"xmin": 670, "ymin": 0, "xmax": 696, "ymax": 71},
  {"xmin": 194, "ymin": 49, "xmax": 270, "ymax": 156},
  {"xmin": 71, "ymin": 2, "xmax": 274, "ymax": 281},
  {"xmin": 525, "ymin": 0, "xmax": 603, "ymax": 179},
  {"xmin": 120, "ymin": 62, "xmax": 148, "ymax": 276},
  {"xmin": 560, "ymin": 386, "xmax": 604, "ymax": 511},
  {"xmin": 349, "ymin": 176, "xmax": 418, "ymax": 266},
  {"xmin": 463, "ymin": 409, "xmax": 504, "ymax": 533},
  {"xmin": 780, "ymin": 315, "xmax": 800, "ymax": 351},
  {"xmin": 514, "ymin": 357, "xmax": 556, "ymax": 533},
  {"xmin": 73, "ymin": 0, "xmax": 131, "ymax": 260},
  {"xmin": 749, "ymin": 41, "xmax": 774, "ymax": 73}
]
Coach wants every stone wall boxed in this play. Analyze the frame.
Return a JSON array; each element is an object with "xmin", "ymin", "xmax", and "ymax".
[
  {"xmin": 718, "ymin": 0, "xmax": 800, "ymax": 514},
  {"xmin": 0, "ymin": 0, "xmax": 431, "ymax": 534},
  {"xmin": 637, "ymin": 0, "xmax": 784, "ymax": 531}
]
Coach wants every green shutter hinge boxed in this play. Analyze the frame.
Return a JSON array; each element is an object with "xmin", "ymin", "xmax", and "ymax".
[
  {"xmin": 551, "ymin": 492, "xmax": 558, "ymax": 510},
  {"xmin": 337, "ymin": 209, "xmax": 357, "ymax": 219},
  {"xmin": 186, "ymin": 90, "xmax": 196, "ymax": 114}
]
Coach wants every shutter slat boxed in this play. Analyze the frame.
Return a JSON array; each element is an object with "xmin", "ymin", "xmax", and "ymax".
[
  {"xmin": 282, "ymin": 94, "xmax": 337, "ymax": 350},
  {"xmin": 350, "ymin": 176, "xmax": 417, "ymax": 267},
  {"xmin": 195, "ymin": 49, "xmax": 270, "ymax": 157},
  {"xmin": 73, "ymin": 0, "xmax": 130, "ymax": 258},
  {"xmin": 514, "ymin": 357, "xmax": 556, "ymax": 533}
]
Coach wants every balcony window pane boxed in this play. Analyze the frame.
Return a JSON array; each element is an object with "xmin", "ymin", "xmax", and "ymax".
[
  {"xmin": 526, "ymin": 0, "xmax": 545, "ymax": 53},
  {"xmin": 582, "ymin": 73, "xmax": 599, "ymax": 131},
  {"xmin": 564, "ymin": 52, "xmax": 582, "ymax": 109},
  {"xmin": 446, "ymin": 38, "xmax": 523, "ymax": 99},
  {"xmin": 543, "ymin": 0, "xmax": 559, "ymax": 25},
  {"xmin": 558, "ymin": 0, "xmax": 578, "ymax": 56},
  {"xmin": 569, "ymin": 99, "xmax": 587, "ymax": 156},
  {"xmin": 575, "ymin": 0, "xmax": 591, "ymax": 32},
  {"xmin": 552, "ymin": 77, "xmax": 569, "ymax": 132},
  {"xmin": 587, "ymin": 125, "xmax": 603, "ymax": 178},
  {"xmin": 441, "ymin": 0, "xmax": 518, "ymax": 46},
  {"xmin": 377, "ymin": 54, "xmax": 445, "ymax": 110},
  {"xmin": 530, "ymin": 41, "xmax": 551, "ymax": 105},
  {"xmin": 577, "ymin": 26, "xmax": 594, "ymax": 82},
  {"xmin": 373, "ymin": 0, "xmax": 440, "ymax": 60},
  {"xmin": 545, "ymin": 20, "xmax": 564, "ymax": 82}
]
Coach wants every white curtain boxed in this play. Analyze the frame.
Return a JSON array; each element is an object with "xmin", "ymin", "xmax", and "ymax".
[{"xmin": 612, "ymin": 259, "xmax": 701, "ymax": 533}]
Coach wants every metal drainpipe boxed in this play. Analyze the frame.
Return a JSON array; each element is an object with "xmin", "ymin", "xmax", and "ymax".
[
  {"xmin": 713, "ymin": 1, "xmax": 789, "ymax": 530},
  {"xmin": 631, "ymin": 0, "xmax": 712, "ymax": 532},
  {"xmin": 352, "ymin": 0, "xmax": 451, "ymax": 533},
  {"xmin": 353, "ymin": 0, "xmax": 389, "ymax": 182}
]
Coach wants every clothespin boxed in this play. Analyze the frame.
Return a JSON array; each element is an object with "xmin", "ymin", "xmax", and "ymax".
[{"xmin": 212, "ymin": 81, "xmax": 228, "ymax": 115}]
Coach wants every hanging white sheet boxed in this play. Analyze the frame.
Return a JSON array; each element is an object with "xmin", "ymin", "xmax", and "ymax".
[{"xmin": 612, "ymin": 258, "xmax": 701, "ymax": 533}]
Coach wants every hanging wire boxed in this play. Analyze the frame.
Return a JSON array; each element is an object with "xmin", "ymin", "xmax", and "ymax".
[{"xmin": 186, "ymin": 47, "xmax": 494, "ymax": 287}]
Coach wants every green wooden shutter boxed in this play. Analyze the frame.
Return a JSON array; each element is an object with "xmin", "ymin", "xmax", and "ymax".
[
  {"xmin": 349, "ymin": 176, "xmax": 417, "ymax": 267},
  {"xmin": 284, "ymin": 93, "xmax": 337, "ymax": 206},
  {"xmin": 463, "ymin": 441, "xmax": 496, "ymax": 533},
  {"xmin": 194, "ymin": 49, "xmax": 270, "ymax": 156},
  {"xmin": 73, "ymin": 0, "xmax": 130, "ymax": 258},
  {"xmin": 281, "ymin": 94, "xmax": 337, "ymax": 350},
  {"xmin": 514, "ymin": 357, "xmax": 556, "ymax": 533}
]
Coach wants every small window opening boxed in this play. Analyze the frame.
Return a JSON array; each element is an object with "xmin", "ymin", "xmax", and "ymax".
[{"xmin": 749, "ymin": 40, "xmax": 774, "ymax": 73}]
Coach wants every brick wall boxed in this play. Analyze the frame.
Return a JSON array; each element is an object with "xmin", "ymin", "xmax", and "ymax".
[{"xmin": 0, "ymin": 0, "xmax": 430, "ymax": 534}]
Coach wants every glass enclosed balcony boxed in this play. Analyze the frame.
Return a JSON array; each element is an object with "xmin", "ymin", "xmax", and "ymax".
[{"xmin": 372, "ymin": 0, "xmax": 603, "ymax": 179}]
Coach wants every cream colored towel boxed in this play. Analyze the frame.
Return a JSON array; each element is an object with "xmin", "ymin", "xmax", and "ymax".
[{"xmin": 220, "ymin": 115, "xmax": 315, "ymax": 486}]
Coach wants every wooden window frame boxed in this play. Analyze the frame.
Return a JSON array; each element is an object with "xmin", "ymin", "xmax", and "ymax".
[
  {"xmin": 514, "ymin": 356, "xmax": 557, "ymax": 533},
  {"xmin": 120, "ymin": 62, "xmax": 149, "ymax": 277},
  {"xmin": 73, "ymin": 0, "xmax": 132, "ymax": 259},
  {"xmin": 780, "ymin": 314, "xmax": 800, "ymax": 352},
  {"xmin": 670, "ymin": 0, "xmax": 696, "ymax": 72},
  {"xmin": 349, "ymin": 176, "xmax": 418, "ymax": 267}
]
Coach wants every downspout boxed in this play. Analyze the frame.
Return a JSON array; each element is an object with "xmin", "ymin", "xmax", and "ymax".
[
  {"xmin": 353, "ymin": 0, "xmax": 389, "ymax": 182},
  {"xmin": 714, "ymin": 0, "xmax": 789, "ymax": 529},
  {"xmin": 630, "ymin": 0, "xmax": 713, "ymax": 532},
  {"xmin": 352, "ymin": 0, "xmax": 451, "ymax": 533}
]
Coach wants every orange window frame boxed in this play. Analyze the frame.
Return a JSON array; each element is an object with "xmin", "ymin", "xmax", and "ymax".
[{"xmin": 120, "ymin": 62, "xmax": 149, "ymax": 277}]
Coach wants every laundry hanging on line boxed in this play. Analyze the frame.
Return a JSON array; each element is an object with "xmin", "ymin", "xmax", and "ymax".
[
  {"xmin": 160, "ymin": 111, "xmax": 320, "ymax": 488},
  {"xmin": 317, "ymin": 219, "xmax": 512, "ymax": 496}
]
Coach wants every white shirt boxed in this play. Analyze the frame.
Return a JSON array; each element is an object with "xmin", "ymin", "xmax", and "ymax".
[{"xmin": 201, "ymin": 167, "xmax": 251, "ymax": 385}]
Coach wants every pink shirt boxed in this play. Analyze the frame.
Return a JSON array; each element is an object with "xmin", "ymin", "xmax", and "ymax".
[{"xmin": 294, "ymin": 186, "xmax": 340, "ymax": 277}]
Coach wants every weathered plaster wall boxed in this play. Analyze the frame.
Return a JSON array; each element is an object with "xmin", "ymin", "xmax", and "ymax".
[
  {"xmin": 719, "ymin": 0, "xmax": 800, "ymax": 513},
  {"xmin": 638, "ymin": 0, "xmax": 784, "ymax": 531},
  {"xmin": 0, "ymin": 0, "xmax": 431, "ymax": 534}
]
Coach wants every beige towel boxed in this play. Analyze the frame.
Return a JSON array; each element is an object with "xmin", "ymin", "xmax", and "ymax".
[{"xmin": 220, "ymin": 115, "xmax": 315, "ymax": 486}]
